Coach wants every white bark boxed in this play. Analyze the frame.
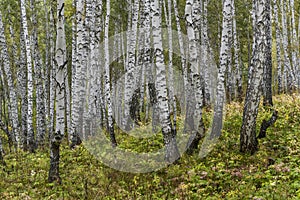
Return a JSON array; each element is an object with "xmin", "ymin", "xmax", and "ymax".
[
  {"xmin": 290, "ymin": 0, "xmax": 299, "ymax": 90},
  {"xmin": 281, "ymin": 0, "xmax": 296, "ymax": 91},
  {"xmin": 143, "ymin": 0, "xmax": 157, "ymax": 128},
  {"xmin": 232, "ymin": 0, "xmax": 242, "ymax": 100},
  {"xmin": 202, "ymin": 0, "xmax": 212, "ymax": 105},
  {"xmin": 167, "ymin": 0, "xmax": 177, "ymax": 132},
  {"xmin": 86, "ymin": 0, "xmax": 101, "ymax": 137},
  {"xmin": 71, "ymin": 0, "xmax": 77, "ymax": 141},
  {"xmin": 43, "ymin": 0, "xmax": 51, "ymax": 138},
  {"xmin": 273, "ymin": 0, "xmax": 282, "ymax": 94},
  {"xmin": 151, "ymin": 0, "xmax": 179, "ymax": 162},
  {"xmin": 104, "ymin": 0, "xmax": 117, "ymax": 147},
  {"xmin": 19, "ymin": 23, "xmax": 28, "ymax": 149},
  {"xmin": 20, "ymin": 0, "xmax": 35, "ymax": 152},
  {"xmin": 123, "ymin": 0, "xmax": 140, "ymax": 130},
  {"xmin": 0, "ymin": 11, "xmax": 20, "ymax": 148},
  {"xmin": 71, "ymin": 0, "xmax": 85, "ymax": 147},
  {"xmin": 49, "ymin": 7, "xmax": 56, "ymax": 139},
  {"xmin": 210, "ymin": 0, "xmax": 232, "ymax": 140},
  {"xmin": 172, "ymin": 0, "xmax": 189, "ymax": 107},
  {"xmin": 31, "ymin": 0, "xmax": 46, "ymax": 147},
  {"xmin": 55, "ymin": 0, "xmax": 67, "ymax": 139},
  {"xmin": 185, "ymin": 0, "xmax": 204, "ymax": 151},
  {"xmin": 240, "ymin": 0, "xmax": 266, "ymax": 153}
]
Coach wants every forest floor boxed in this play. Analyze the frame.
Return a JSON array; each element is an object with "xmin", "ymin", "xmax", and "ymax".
[{"xmin": 0, "ymin": 94, "xmax": 299, "ymax": 199}]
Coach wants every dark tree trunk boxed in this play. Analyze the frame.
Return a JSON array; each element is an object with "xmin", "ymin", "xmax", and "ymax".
[
  {"xmin": 263, "ymin": 0, "xmax": 273, "ymax": 107},
  {"xmin": 186, "ymin": 117, "xmax": 205, "ymax": 155},
  {"xmin": 48, "ymin": 131, "xmax": 63, "ymax": 184},
  {"xmin": 70, "ymin": 133, "xmax": 82, "ymax": 149},
  {"xmin": 258, "ymin": 110, "xmax": 278, "ymax": 139},
  {"xmin": 107, "ymin": 120, "xmax": 117, "ymax": 148}
]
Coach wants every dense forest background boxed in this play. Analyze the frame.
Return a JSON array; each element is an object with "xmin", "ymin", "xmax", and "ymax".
[{"xmin": 0, "ymin": 0, "xmax": 299, "ymax": 199}]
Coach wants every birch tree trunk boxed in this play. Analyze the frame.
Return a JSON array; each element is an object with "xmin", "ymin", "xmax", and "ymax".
[
  {"xmin": 31, "ymin": 0, "xmax": 46, "ymax": 147},
  {"xmin": 19, "ymin": 24, "xmax": 28, "ymax": 150},
  {"xmin": 123, "ymin": 0, "xmax": 139, "ymax": 130},
  {"xmin": 289, "ymin": 0, "xmax": 299, "ymax": 91},
  {"xmin": 210, "ymin": 0, "xmax": 232, "ymax": 140},
  {"xmin": 262, "ymin": 0, "xmax": 273, "ymax": 106},
  {"xmin": 0, "ymin": 11, "xmax": 19, "ymax": 149},
  {"xmin": 49, "ymin": 7, "xmax": 56, "ymax": 140},
  {"xmin": 95, "ymin": 0, "xmax": 104, "ymax": 130},
  {"xmin": 71, "ymin": 0, "xmax": 77, "ymax": 140},
  {"xmin": 166, "ymin": 0, "xmax": 177, "ymax": 135},
  {"xmin": 232, "ymin": 0, "xmax": 242, "ymax": 101},
  {"xmin": 172, "ymin": 0, "xmax": 190, "ymax": 137},
  {"xmin": 281, "ymin": 0, "xmax": 295, "ymax": 92},
  {"xmin": 258, "ymin": 0, "xmax": 278, "ymax": 139},
  {"xmin": 104, "ymin": 0, "xmax": 117, "ymax": 147},
  {"xmin": 86, "ymin": 0, "xmax": 101, "ymax": 138},
  {"xmin": 240, "ymin": 0, "xmax": 266, "ymax": 154},
  {"xmin": 151, "ymin": 0, "xmax": 179, "ymax": 162},
  {"xmin": 54, "ymin": 0, "xmax": 67, "ymax": 141},
  {"xmin": 273, "ymin": 0, "xmax": 282, "ymax": 94},
  {"xmin": 43, "ymin": 0, "xmax": 51, "ymax": 139},
  {"xmin": 202, "ymin": 0, "xmax": 212, "ymax": 106},
  {"xmin": 21, "ymin": 0, "xmax": 35, "ymax": 152},
  {"xmin": 49, "ymin": 0, "xmax": 66, "ymax": 183},
  {"xmin": 185, "ymin": 0, "xmax": 205, "ymax": 153},
  {"xmin": 226, "ymin": 10, "xmax": 234, "ymax": 103},
  {"xmin": 142, "ymin": 0, "xmax": 158, "ymax": 130},
  {"xmin": 71, "ymin": 0, "xmax": 85, "ymax": 148}
]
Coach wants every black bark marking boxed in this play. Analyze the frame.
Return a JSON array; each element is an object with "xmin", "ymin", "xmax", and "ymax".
[{"xmin": 58, "ymin": 3, "xmax": 65, "ymax": 18}]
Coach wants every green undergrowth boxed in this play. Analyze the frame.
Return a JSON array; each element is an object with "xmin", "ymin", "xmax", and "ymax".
[{"xmin": 0, "ymin": 94, "xmax": 299, "ymax": 199}]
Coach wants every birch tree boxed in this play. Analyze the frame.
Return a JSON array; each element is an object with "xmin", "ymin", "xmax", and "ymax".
[
  {"xmin": 18, "ymin": 24, "xmax": 28, "ymax": 150},
  {"xmin": 0, "ymin": 11, "xmax": 19, "ymax": 148},
  {"xmin": 151, "ymin": 0, "xmax": 179, "ymax": 162},
  {"xmin": 123, "ymin": 0, "xmax": 140, "ymax": 130},
  {"xmin": 142, "ymin": 0, "xmax": 158, "ymax": 130},
  {"xmin": 20, "ymin": 0, "xmax": 35, "ymax": 152},
  {"xmin": 209, "ymin": 0, "xmax": 232, "ymax": 140},
  {"xmin": 71, "ymin": 0, "xmax": 85, "ymax": 148},
  {"xmin": 49, "ymin": 6, "xmax": 56, "ymax": 139},
  {"xmin": 281, "ymin": 0, "xmax": 295, "ymax": 92},
  {"xmin": 240, "ymin": 0, "xmax": 266, "ymax": 154},
  {"xmin": 262, "ymin": 0, "xmax": 273, "ymax": 106},
  {"xmin": 43, "ymin": 0, "xmax": 51, "ymax": 138},
  {"xmin": 104, "ymin": 0, "xmax": 117, "ymax": 147},
  {"xmin": 165, "ymin": 0, "xmax": 177, "ymax": 135},
  {"xmin": 185, "ymin": 0, "xmax": 205, "ymax": 153},
  {"xmin": 258, "ymin": 0, "xmax": 278, "ymax": 139},
  {"xmin": 172, "ymin": 0, "xmax": 189, "ymax": 134},
  {"xmin": 86, "ymin": 0, "xmax": 102, "ymax": 138},
  {"xmin": 202, "ymin": 0, "xmax": 212, "ymax": 106},
  {"xmin": 289, "ymin": 0, "xmax": 299, "ymax": 90},
  {"xmin": 49, "ymin": 0, "xmax": 66, "ymax": 183},
  {"xmin": 232, "ymin": 0, "xmax": 242, "ymax": 101},
  {"xmin": 31, "ymin": 0, "xmax": 46, "ymax": 147},
  {"xmin": 71, "ymin": 0, "xmax": 77, "ymax": 138},
  {"xmin": 273, "ymin": 0, "xmax": 282, "ymax": 94}
]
